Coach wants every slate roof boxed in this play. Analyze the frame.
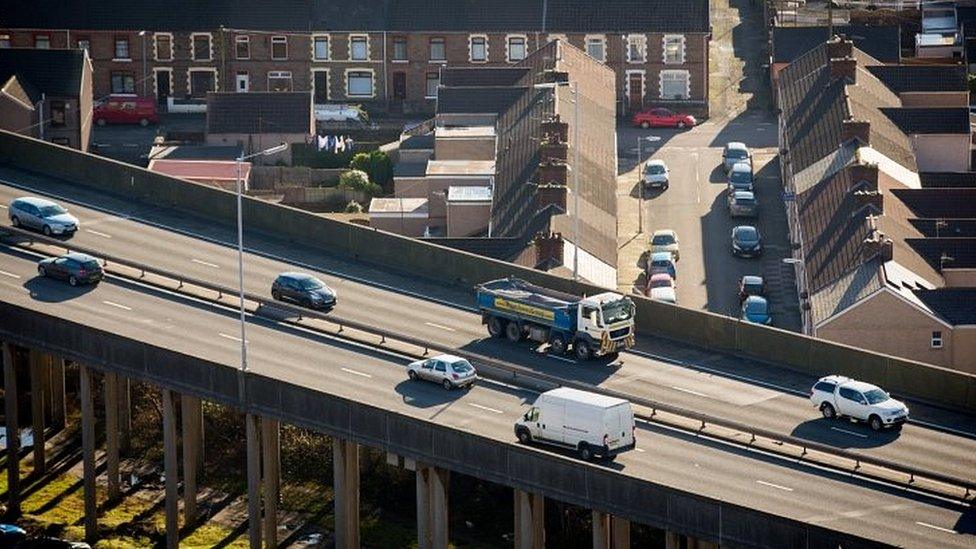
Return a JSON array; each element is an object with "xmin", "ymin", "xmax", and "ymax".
[
  {"xmin": 437, "ymin": 87, "xmax": 527, "ymax": 114},
  {"xmin": 913, "ymin": 288, "xmax": 976, "ymax": 325},
  {"xmin": 206, "ymin": 92, "xmax": 312, "ymax": 134},
  {"xmin": 0, "ymin": 48, "xmax": 86, "ymax": 101},
  {"xmin": 890, "ymin": 188, "xmax": 976, "ymax": 218},
  {"xmin": 909, "ymin": 219, "xmax": 976, "ymax": 238},
  {"xmin": 543, "ymin": 0, "xmax": 709, "ymax": 33},
  {"xmin": 441, "ymin": 68, "xmax": 529, "ymax": 88},
  {"xmin": 866, "ymin": 65, "xmax": 968, "ymax": 93},
  {"xmin": 399, "ymin": 134, "xmax": 435, "ymax": 150},
  {"xmin": 772, "ymin": 25, "xmax": 900, "ymax": 64},
  {"xmin": 919, "ymin": 172, "xmax": 976, "ymax": 188},
  {"xmin": 810, "ymin": 258, "xmax": 883, "ymax": 326},
  {"xmin": 907, "ymin": 238, "xmax": 976, "ymax": 270},
  {"xmin": 881, "ymin": 107, "xmax": 972, "ymax": 135}
]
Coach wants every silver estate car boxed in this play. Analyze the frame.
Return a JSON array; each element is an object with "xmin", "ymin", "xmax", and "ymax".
[
  {"xmin": 407, "ymin": 354, "xmax": 477, "ymax": 390},
  {"xmin": 9, "ymin": 197, "xmax": 79, "ymax": 236}
]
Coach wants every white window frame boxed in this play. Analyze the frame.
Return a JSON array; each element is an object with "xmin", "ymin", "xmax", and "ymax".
[
  {"xmin": 506, "ymin": 34, "xmax": 527, "ymax": 63},
  {"xmin": 425, "ymin": 72, "xmax": 440, "ymax": 99},
  {"xmin": 188, "ymin": 67, "xmax": 219, "ymax": 96},
  {"xmin": 154, "ymin": 32, "xmax": 174, "ymax": 62},
  {"xmin": 152, "ymin": 67, "xmax": 174, "ymax": 96},
  {"xmin": 931, "ymin": 330, "xmax": 943, "ymax": 349},
  {"xmin": 585, "ymin": 34, "xmax": 606, "ymax": 63},
  {"xmin": 312, "ymin": 34, "xmax": 330, "ymax": 61},
  {"xmin": 468, "ymin": 34, "xmax": 488, "ymax": 63},
  {"xmin": 345, "ymin": 68, "xmax": 375, "ymax": 98},
  {"xmin": 349, "ymin": 34, "xmax": 370, "ymax": 61},
  {"xmin": 659, "ymin": 69, "xmax": 690, "ymax": 100},
  {"xmin": 190, "ymin": 32, "xmax": 213, "ymax": 62},
  {"xmin": 626, "ymin": 34, "xmax": 647, "ymax": 63},
  {"xmin": 271, "ymin": 35, "xmax": 288, "ymax": 61},
  {"xmin": 429, "ymin": 36, "xmax": 447, "ymax": 63},
  {"xmin": 35, "ymin": 34, "xmax": 51, "ymax": 49},
  {"xmin": 113, "ymin": 35, "xmax": 131, "ymax": 61},
  {"xmin": 392, "ymin": 36, "xmax": 408, "ymax": 63},
  {"xmin": 268, "ymin": 70, "xmax": 293, "ymax": 92},
  {"xmin": 235, "ymin": 35, "xmax": 250, "ymax": 60},
  {"xmin": 312, "ymin": 68, "xmax": 330, "ymax": 103},
  {"xmin": 546, "ymin": 33, "xmax": 567, "ymax": 44},
  {"xmin": 662, "ymin": 34, "xmax": 686, "ymax": 65}
]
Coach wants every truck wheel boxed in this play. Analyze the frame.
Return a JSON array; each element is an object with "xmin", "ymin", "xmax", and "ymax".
[
  {"xmin": 516, "ymin": 427, "xmax": 532, "ymax": 444},
  {"xmin": 578, "ymin": 443, "xmax": 593, "ymax": 461},
  {"xmin": 505, "ymin": 322, "xmax": 522, "ymax": 342},
  {"xmin": 574, "ymin": 341, "xmax": 592, "ymax": 361},
  {"xmin": 549, "ymin": 335, "xmax": 568, "ymax": 355},
  {"xmin": 820, "ymin": 403, "xmax": 836, "ymax": 420},
  {"xmin": 868, "ymin": 415, "xmax": 883, "ymax": 432},
  {"xmin": 487, "ymin": 316, "xmax": 505, "ymax": 338}
]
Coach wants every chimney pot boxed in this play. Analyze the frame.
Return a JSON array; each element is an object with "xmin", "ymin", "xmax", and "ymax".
[{"xmin": 829, "ymin": 57, "xmax": 858, "ymax": 82}]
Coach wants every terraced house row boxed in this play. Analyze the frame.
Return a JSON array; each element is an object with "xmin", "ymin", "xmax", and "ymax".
[{"xmin": 0, "ymin": 0, "xmax": 710, "ymax": 115}]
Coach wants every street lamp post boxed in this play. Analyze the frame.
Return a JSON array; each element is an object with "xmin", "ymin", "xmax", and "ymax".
[
  {"xmin": 636, "ymin": 135, "xmax": 661, "ymax": 234},
  {"xmin": 235, "ymin": 143, "xmax": 287, "ymax": 373},
  {"xmin": 782, "ymin": 257, "xmax": 808, "ymax": 334},
  {"xmin": 138, "ymin": 31, "xmax": 147, "ymax": 96}
]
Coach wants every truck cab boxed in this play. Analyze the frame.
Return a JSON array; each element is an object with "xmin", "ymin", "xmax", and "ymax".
[{"xmin": 574, "ymin": 293, "xmax": 636, "ymax": 359}]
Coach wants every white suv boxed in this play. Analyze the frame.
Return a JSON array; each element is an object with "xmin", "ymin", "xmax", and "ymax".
[{"xmin": 809, "ymin": 375, "xmax": 909, "ymax": 431}]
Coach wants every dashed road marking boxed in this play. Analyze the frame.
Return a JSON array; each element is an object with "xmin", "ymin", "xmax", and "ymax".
[
  {"xmin": 85, "ymin": 229, "xmax": 112, "ymax": 238},
  {"xmin": 341, "ymin": 367, "xmax": 372, "ymax": 379},
  {"xmin": 0, "ymin": 270, "xmax": 21, "ymax": 279},
  {"xmin": 468, "ymin": 403, "xmax": 503, "ymax": 414},
  {"xmin": 191, "ymin": 258, "xmax": 220, "ymax": 268},
  {"xmin": 102, "ymin": 301, "xmax": 132, "ymax": 311},
  {"xmin": 915, "ymin": 522, "xmax": 957, "ymax": 535},
  {"xmin": 756, "ymin": 480, "xmax": 793, "ymax": 492},
  {"xmin": 424, "ymin": 322, "xmax": 456, "ymax": 332},
  {"xmin": 218, "ymin": 332, "xmax": 245, "ymax": 342},
  {"xmin": 670, "ymin": 386, "xmax": 708, "ymax": 398},
  {"xmin": 549, "ymin": 355, "xmax": 577, "ymax": 364},
  {"xmin": 830, "ymin": 426, "xmax": 868, "ymax": 439}
]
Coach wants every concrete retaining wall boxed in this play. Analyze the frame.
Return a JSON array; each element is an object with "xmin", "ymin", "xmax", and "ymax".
[
  {"xmin": 0, "ymin": 130, "xmax": 974, "ymax": 412},
  {"xmin": 0, "ymin": 300, "xmax": 888, "ymax": 549},
  {"xmin": 249, "ymin": 166, "xmax": 344, "ymax": 190}
]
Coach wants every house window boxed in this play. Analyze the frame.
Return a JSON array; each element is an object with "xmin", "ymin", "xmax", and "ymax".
[
  {"xmin": 0, "ymin": 35, "xmax": 10, "ymax": 48},
  {"xmin": 236, "ymin": 36, "xmax": 250, "ymax": 60},
  {"xmin": 663, "ymin": 35, "xmax": 686, "ymax": 64},
  {"xmin": 35, "ymin": 35, "xmax": 50, "ymax": 49},
  {"xmin": 313, "ymin": 35, "xmax": 329, "ymax": 60},
  {"xmin": 76, "ymin": 37, "xmax": 91, "ymax": 54},
  {"xmin": 110, "ymin": 72, "xmax": 135, "ymax": 94},
  {"xmin": 350, "ymin": 35, "xmax": 368, "ymax": 60},
  {"xmin": 155, "ymin": 33, "xmax": 173, "ymax": 61},
  {"xmin": 470, "ymin": 35, "xmax": 487, "ymax": 62},
  {"xmin": 346, "ymin": 70, "xmax": 373, "ymax": 97},
  {"xmin": 271, "ymin": 36, "xmax": 288, "ymax": 60},
  {"xmin": 268, "ymin": 71, "xmax": 293, "ymax": 92},
  {"xmin": 393, "ymin": 37, "xmax": 407, "ymax": 61},
  {"xmin": 192, "ymin": 33, "xmax": 211, "ymax": 61},
  {"xmin": 50, "ymin": 101, "xmax": 67, "ymax": 127},
  {"xmin": 429, "ymin": 37, "xmax": 446, "ymax": 62},
  {"xmin": 627, "ymin": 34, "xmax": 646, "ymax": 63},
  {"xmin": 114, "ymin": 36, "xmax": 130, "ymax": 59},
  {"xmin": 931, "ymin": 331, "xmax": 943, "ymax": 348},
  {"xmin": 660, "ymin": 70, "xmax": 690, "ymax": 99},
  {"xmin": 585, "ymin": 35, "xmax": 606, "ymax": 62},
  {"xmin": 426, "ymin": 72, "xmax": 439, "ymax": 98},
  {"xmin": 189, "ymin": 69, "xmax": 216, "ymax": 98},
  {"xmin": 507, "ymin": 35, "xmax": 526, "ymax": 62}
]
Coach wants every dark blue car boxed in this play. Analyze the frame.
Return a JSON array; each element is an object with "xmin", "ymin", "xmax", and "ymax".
[
  {"xmin": 741, "ymin": 296, "xmax": 772, "ymax": 325},
  {"xmin": 271, "ymin": 272, "xmax": 337, "ymax": 310},
  {"xmin": 37, "ymin": 252, "xmax": 103, "ymax": 286}
]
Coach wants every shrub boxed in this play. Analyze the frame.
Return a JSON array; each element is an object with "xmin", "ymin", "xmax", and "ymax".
[
  {"xmin": 344, "ymin": 200, "xmax": 364, "ymax": 213},
  {"xmin": 338, "ymin": 169, "xmax": 382, "ymax": 196},
  {"xmin": 349, "ymin": 150, "xmax": 394, "ymax": 191}
]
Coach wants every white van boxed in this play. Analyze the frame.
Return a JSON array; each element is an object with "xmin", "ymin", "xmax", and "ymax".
[{"xmin": 514, "ymin": 387, "xmax": 636, "ymax": 460}]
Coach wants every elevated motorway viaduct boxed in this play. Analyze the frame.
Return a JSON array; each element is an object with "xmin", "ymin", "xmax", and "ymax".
[{"xmin": 0, "ymin": 250, "xmax": 971, "ymax": 548}]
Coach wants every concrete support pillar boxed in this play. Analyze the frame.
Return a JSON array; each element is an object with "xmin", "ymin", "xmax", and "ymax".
[
  {"xmin": 261, "ymin": 418, "xmax": 280, "ymax": 548},
  {"xmin": 513, "ymin": 489, "xmax": 544, "ymax": 549},
  {"xmin": 28, "ymin": 350, "xmax": 45, "ymax": 476},
  {"xmin": 245, "ymin": 413, "xmax": 262, "ymax": 549},
  {"xmin": 3, "ymin": 342, "xmax": 21, "ymax": 515},
  {"xmin": 79, "ymin": 363, "xmax": 97, "ymax": 541},
  {"xmin": 49, "ymin": 355, "xmax": 66, "ymax": 430},
  {"xmin": 611, "ymin": 517, "xmax": 630, "ymax": 549},
  {"xmin": 181, "ymin": 395, "xmax": 203, "ymax": 524},
  {"xmin": 416, "ymin": 464, "xmax": 449, "ymax": 549},
  {"xmin": 665, "ymin": 530, "xmax": 680, "ymax": 549},
  {"xmin": 592, "ymin": 510, "xmax": 610, "ymax": 549},
  {"xmin": 104, "ymin": 372, "xmax": 121, "ymax": 500},
  {"xmin": 119, "ymin": 376, "xmax": 131, "ymax": 453},
  {"xmin": 333, "ymin": 438, "xmax": 360, "ymax": 548},
  {"xmin": 162, "ymin": 389, "xmax": 179, "ymax": 549}
]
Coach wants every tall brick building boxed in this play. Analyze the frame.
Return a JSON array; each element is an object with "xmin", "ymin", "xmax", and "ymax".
[{"xmin": 0, "ymin": 0, "xmax": 710, "ymax": 116}]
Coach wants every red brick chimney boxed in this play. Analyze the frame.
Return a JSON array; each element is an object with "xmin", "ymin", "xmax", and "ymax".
[
  {"xmin": 537, "ymin": 184, "xmax": 567, "ymax": 211},
  {"xmin": 535, "ymin": 231, "xmax": 565, "ymax": 267},
  {"xmin": 862, "ymin": 229, "xmax": 894, "ymax": 262},
  {"xmin": 541, "ymin": 117, "xmax": 568, "ymax": 143},
  {"xmin": 829, "ymin": 57, "xmax": 858, "ymax": 82},
  {"xmin": 842, "ymin": 118, "xmax": 870, "ymax": 145},
  {"xmin": 536, "ymin": 161, "xmax": 568, "ymax": 186},
  {"xmin": 827, "ymin": 37, "xmax": 854, "ymax": 59}
]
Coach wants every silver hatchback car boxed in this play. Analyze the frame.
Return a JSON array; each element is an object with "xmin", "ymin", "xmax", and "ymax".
[
  {"xmin": 9, "ymin": 196, "xmax": 79, "ymax": 236},
  {"xmin": 407, "ymin": 354, "xmax": 477, "ymax": 390}
]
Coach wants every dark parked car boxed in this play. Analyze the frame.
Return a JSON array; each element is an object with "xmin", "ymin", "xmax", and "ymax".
[
  {"xmin": 741, "ymin": 295, "xmax": 772, "ymax": 325},
  {"xmin": 731, "ymin": 225, "xmax": 762, "ymax": 258},
  {"xmin": 738, "ymin": 275, "xmax": 767, "ymax": 302},
  {"xmin": 728, "ymin": 191, "xmax": 758, "ymax": 218},
  {"xmin": 37, "ymin": 253, "xmax": 103, "ymax": 286},
  {"xmin": 271, "ymin": 272, "xmax": 337, "ymax": 310},
  {"xmin": 727, "ymin": 162, "xmax": 754, "ymax": 193},
  {"xmin": 0, "ymin": 524, "xmax": 27, "ymax": 547}
]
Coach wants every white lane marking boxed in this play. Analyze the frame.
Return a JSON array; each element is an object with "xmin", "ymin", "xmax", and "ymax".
[
  {"xmin": 915, "ymin": 522, "xmax": 958, "ymax": 535},
  {"xmin": 341, "ymin": 367, "xmax": 372, "ymax": 379},
  {"xmin": 0, "ymin": 270, "xmax": 21, "ymax": 279},
  {"xmin": 102, "ymin": 300, "xmax": 132, "ymax": 311},
  {"xmin": 218, "ymin": 332, "xmax": 245, "ymax": 342},
  {"xmin": 424, "ymin": 322, "xmax": 456, "ymax": 332},
  {"xmin": 85, "ymin": 229, "xmax": 112, "ymax": 238},
  {"xmin": 830, "ymin": 426, "xmax": 868, "ymax": 439},
  {"xmin": 0, "ymin": 204, "xmax": 7, "ymax": 208},
  {"xmin": 191, "ymin": 258, "xmax": 220, "ymax": 268},
  {"xmin": 468, "ymin": 403, "xmax": 503, "ymax": 414},
  {"xmin": 755, "ymin": 480, "xmax": 794, "ymax": 492},
  {"xmin": 635, "ymin": 447, "xmax": 646, "ymax": 453},
  {"xmin": 670, "ymin": 386, "xmax": 708, "ymax": 398},
  {"xmin": 549, "ymin": 355, "xmax": 577, "ymax": 364}
]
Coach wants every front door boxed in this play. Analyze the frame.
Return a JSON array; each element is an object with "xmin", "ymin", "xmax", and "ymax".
[
  {"xmin": 236, "ymin": 72, "xmax": 249, "ymax": 93},
  {"xmin": 628, "ymin": 73, "xmax": 643, "ymax": 112},
  {"xmin": 155, "ymin": 70, "xmax": 170, "ymax": 104},
  {"xmin": 313, "ymin": 71, "xmax": 329, "ymax": 104},
  {"xmin": 393, "ymin": 72, "xmax": 407, "ymax": 101}
]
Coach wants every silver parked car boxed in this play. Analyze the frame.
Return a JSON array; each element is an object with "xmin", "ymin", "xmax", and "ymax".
[
  {"xmin": 8, "ymin": 196, "xmax": 79, "ymax": 236},
  {"xmin": 407, "ymin": 354, "xmax": 477, "ymax": 390},
  {"xmin": 722, "ymin": 142, "xmax": 752, "ymax": 173},
  {"xmin": 728, "ymin": 191, "xmax": 758, "ymax": 218}
]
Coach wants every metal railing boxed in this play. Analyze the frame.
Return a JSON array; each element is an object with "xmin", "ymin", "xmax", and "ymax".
[{"xmin": 2, "ymin": 225, "xmax": 973, "ymax": 501}]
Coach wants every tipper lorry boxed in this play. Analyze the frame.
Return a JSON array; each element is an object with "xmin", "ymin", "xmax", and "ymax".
[{"xmin": 476, "ymin": 277, "xmax": 636, "ymax": 360}]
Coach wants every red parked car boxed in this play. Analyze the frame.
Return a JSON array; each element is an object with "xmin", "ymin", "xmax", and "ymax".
[
  {"xmin": 93, "ymin": 95, "xmax": 159, "ymax": 126},
  {"xmin": 631, "ymin": 108, "xmax": 696, "ymax": 129}
]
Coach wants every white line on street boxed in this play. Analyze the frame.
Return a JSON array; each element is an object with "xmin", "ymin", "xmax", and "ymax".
[
  {"xmin": 341, "ymin": 367, "xmax": 372, "ymax": 379},
  {"xmin": 191, "ymin": 258, "xmax": 220, "ymax": 268},
  {"xmin": 424, "ymin": 322, "xmax": 456, "ymax": 332},
  {"xmin": 549, "ymin": 355, "xmax": 577, "ymax": 364},
  {"xmin": 635, "ymin": 447, "xmax": 646, "ymax": 453},
  {"xmin": 0, "ymin": 270, "xmax": 21, "ymax": 279},
  {"xmin": 830, "ymin": 426, "xmax": 868, "ymax": 439},
  {"xmin": 756, "ymin": 480, "xmax": 794, "ymax": 492},
  {"xmin": 85, "ymin": 229, "xmax": 112, "ymax": 238},
  {"xmin": 468, "ymin": 403, "xmax": 503, "ymax": 414},
  {"xmin": 102, "ymin": 301, "xmax": 132, "ymax": 311},
  {"xmin": 915, "ymin": 522, "xmax": 957, "ymax": 534},
  {"xmin": 670, "ymin": 386, "xmax": 708, "ymax": 397},
  {"xmin": 0, "ymin": 204, "xmax": 7, "ymax": 208},
  {"xmin": 218, "ymin": 332, "xmax": 244, "ymax": 342}
]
